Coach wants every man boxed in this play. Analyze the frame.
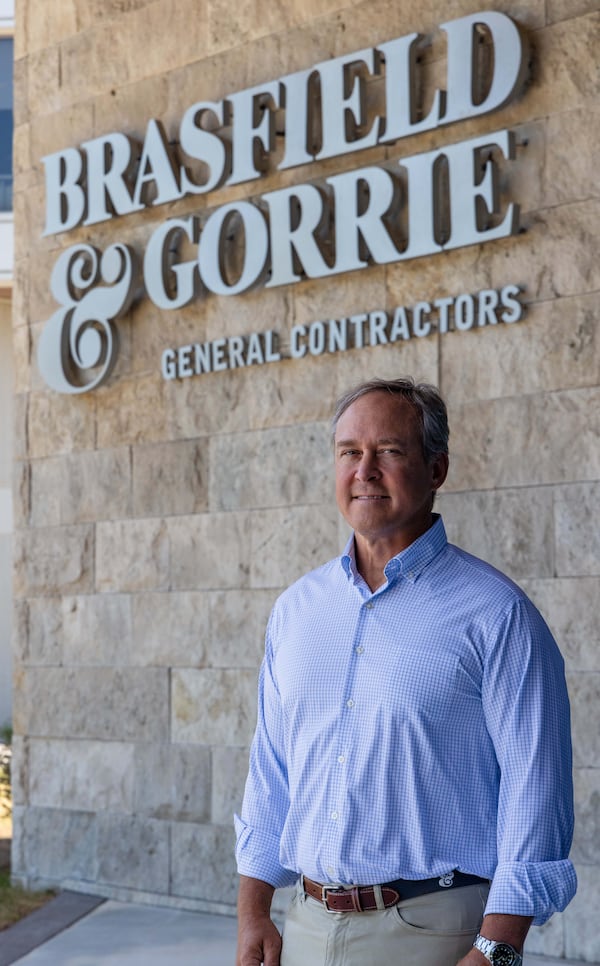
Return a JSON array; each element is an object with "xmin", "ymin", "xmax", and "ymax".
[{"xmin": 235, "ymin": 377, "xmax": 576, "ymax": 966}]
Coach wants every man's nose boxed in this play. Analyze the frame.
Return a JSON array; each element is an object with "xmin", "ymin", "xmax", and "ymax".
[{"xmin": 355, "ymin": 452, "xmax": 381, "ymax": 481}]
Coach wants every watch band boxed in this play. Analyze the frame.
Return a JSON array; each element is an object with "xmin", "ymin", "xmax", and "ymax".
[{"xmin": 473, "ymin": 933, "xmax": 523, "ymax": 966}]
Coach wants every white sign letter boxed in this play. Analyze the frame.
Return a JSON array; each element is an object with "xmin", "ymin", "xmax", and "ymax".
[
  {"xmin": 442, "ymin": 11, "xmax": 527, "ymax": 124},
  {"xmin": 42, "ymin": 148, "xmax": 86, "ymax": 235}
]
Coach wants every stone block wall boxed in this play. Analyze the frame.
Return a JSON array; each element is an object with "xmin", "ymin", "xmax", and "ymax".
[
  {"xmin": 0, "ymin": 300, "xmax": 13, "ymax": 727},
  {"xmin": 10, "ymin": 0, "xmax": 600, "ymax": 960}
]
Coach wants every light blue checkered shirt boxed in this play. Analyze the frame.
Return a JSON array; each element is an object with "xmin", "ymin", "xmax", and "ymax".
[{"xmin": 235, "ymin": 516, "xmax": 576, "ymax": 924}]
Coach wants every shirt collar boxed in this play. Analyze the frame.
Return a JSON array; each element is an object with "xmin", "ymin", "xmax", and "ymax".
[{"xmin": 341, "ymin": 515, "xmax": 448, "ymax": 584}]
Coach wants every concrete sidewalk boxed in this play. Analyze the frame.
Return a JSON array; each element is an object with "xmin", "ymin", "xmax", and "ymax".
[{"xmin": 0, "ymin": 892, "xmax": 587, "ymax": 966}]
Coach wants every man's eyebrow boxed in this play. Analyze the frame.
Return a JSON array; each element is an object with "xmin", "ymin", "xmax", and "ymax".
[{"xmin": 335, "ymin": 436, "xmax": 406, "ymax": 448}]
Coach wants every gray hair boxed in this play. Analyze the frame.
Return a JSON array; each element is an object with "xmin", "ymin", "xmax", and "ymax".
[{"xmin": 331, "ymin": 377, "xmax": 449, "ymax": 462}]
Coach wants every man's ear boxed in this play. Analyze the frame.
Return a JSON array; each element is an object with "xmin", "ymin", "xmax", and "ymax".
[{"xmin": 431, "ymin": 453, "xmax": 449, "ymax": 492}]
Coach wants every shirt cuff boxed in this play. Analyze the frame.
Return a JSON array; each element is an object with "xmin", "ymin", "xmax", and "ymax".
[
  {"xmin": 234, "ymin": 814, "xmax": 298, "ymax": 890},
  {"xmin": 485, "ymin": 860, "xmax": 578, "ymax": 925}
]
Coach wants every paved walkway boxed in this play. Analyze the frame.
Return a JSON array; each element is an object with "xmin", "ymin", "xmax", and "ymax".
[{"xmin": 0, "ymin": 891, "xmax": 588, "ymax": 966}]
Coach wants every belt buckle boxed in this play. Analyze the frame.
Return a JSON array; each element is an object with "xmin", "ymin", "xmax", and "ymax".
[{"xmin": 321, "ymin": 884, "xmax": 344, "ymax": 912}]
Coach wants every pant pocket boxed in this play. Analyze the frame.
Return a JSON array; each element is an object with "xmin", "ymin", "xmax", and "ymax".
[{"xmin": 393, "ymin": 884, "xmax": 489, "ymax": 937}]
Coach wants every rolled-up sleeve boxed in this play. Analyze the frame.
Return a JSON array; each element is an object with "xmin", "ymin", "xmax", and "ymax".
[
  {"xmin": 482, "ymin": 598, "xmax": 577, "ymax": 924},
  {"xmin": 235, "ymin": 613, "xmax": 297, "ymax": 889}
]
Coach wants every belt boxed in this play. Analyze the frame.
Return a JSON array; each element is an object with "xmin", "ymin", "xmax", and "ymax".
[{"xmin": 302, "ymin": 871, "xmax": 489, "ymax": 913}]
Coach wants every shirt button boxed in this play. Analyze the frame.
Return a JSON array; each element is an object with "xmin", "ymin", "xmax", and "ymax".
[
  {"xmin": 331, "ymin": 811, "xmax": 339, "ymax": 820},
  {"xmin": 337, "ymin": 755, "xmax": 345, "ymax": 764},
  {"xmin": 346, "ymin": 699, "xmax": 354, "ymax": 708},
  {"xmin": 355, "ymin": 646, "xmax": 364, "ymax": 655},
  {"xmin": 365, "ymin": 602, "xmax": 374, "ymax": 609},
  {"xmin": 327, "ymin": 867, "xmax": 336, "ymax": 876}
]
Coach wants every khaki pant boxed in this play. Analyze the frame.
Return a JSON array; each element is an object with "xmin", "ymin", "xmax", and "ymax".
[{"xmin": 280, "ymin": 881, "xmax": 489, "ymax": 966}]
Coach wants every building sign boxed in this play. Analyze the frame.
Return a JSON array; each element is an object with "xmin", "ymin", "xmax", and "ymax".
[{"xmin": 37, "ymin": 10, "xmax": 529, "ymax": 393}]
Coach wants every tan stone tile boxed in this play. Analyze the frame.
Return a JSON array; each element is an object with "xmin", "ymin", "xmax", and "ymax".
[
  {"xmin": 554, "ymin": 482, "xmax": 600, "ymax": 577},
  {"xmin": 167, "ymin": 511, "xmax": 251, "ymax": 590},
  {"xmin": 123, "ymin": 0, "xmax": 210, "ymax": 85},
  {"xmin": 12, "ymin": 324, "xmax": 32, "ymax": 395},
  {"xmin": 74, "ymin": 0, "xmax": 155, "ymax": 31},
  {"xmin": 60, "ymin": 24, "xmax": 132, "ymax": 106},
  {"xmin": 437, "ymin": 487, "xmax": 554, "ymax": 581},
  {"xmin": 564, "ymin": 864, "xmax": 600, "ymax": 962},
  {"xmin": 96, "ymin": 812, "xmax": 169, "ymax": 892},
  {"xmin": 572, "ymin": 768, "xmax": 600, "ymax": 867},
  {"xmin": 211, "ymin": 745, "xmax": 250, "ymax": 823},
  {"xmin": 61, "ymin": 594, "xmax": 134, "ymax": 666},
  {"xmin": 524, "ymin": 912, "xmax": 566, "ymax": 959},
  {"xmin": 27, "ymin": 46, "xmax": 62, "ymax": 117},
  {"xmin": 30, "ymin": 448, "xmax": 131, "ymax": 527},
  {"xmin": 528, "ymin": 12, "xmax": 600, "ymax": 116},
  {"xmin": 12, "ymin": 123, "xmax": 33, "ymax": 185},
  {"xmin": 209, "ymin": 422, "xmax": 333, "ymax": 511},
  {"xmin": 171, "ymin": 667, "xmax": 258, "ymax": 745},
  {"xmin": 92, "ymin": 74, "xmax": 170, "ymax": 139},
  {"xmin": 165, "ymin": 367, "xmax": 257, "ymax": 439},
  {"xmin": 207, "ymin": 588, "xmax": 276, "ymax": 668},
  {"xmin": 96, "ymin": 518, "xmax": 169, "ymax": 592},
  {"xmin": 133, "ymin": 742, "xmax": 211, "ymax": 822},
  {"xmin": 11, "ymin": 258, "xmax": 31, "ymax": 332},
  {"xmin": 546, "ymin": 0, "xmax": 600, "ymax": 23},
  {"xmin": 13, "ymin": 393, "xmax": 28, "ymax": 462},
  {"xmin": 544, "ymin": 108, "xmax": 600, "ymax": 208},
  {"xmin": 13, "ymin": 524, "xmax": 94, "ymax": 596},
  {"xmin": 170, "ymin": 821, "xmax": 238, "ymax": 903},
  {"xmin": 29, "ymin": 103, "xmax": 93, "ymax": 170},
  {"xmin": 12, "ymin": 461, "xmax": 30, "ymax": 529},
  {"xmin": 28, "ymin": 738, "xmax": 136, "ymax": 811},
  {"xmin": 28, "ymin": 390, "xmax": 96, "ymax": 459},
  {"xmin": 28, "ymin": 458, "xmax": 62, "ymax": 527},
  {"xmin": 13, "ymin": 55, "xmax": 29, "ymax": 128},
  {"xmin": 568, "ymin": 672, "xmax": 600, "ymax": 768},
  {"xmin": 95, "ymin": 374, "xmax": 168, "ymax": 447},
  {"xmin": 201, "ymin": 286, "xmax": 292, "ymax": 344},
  {"xmin": 440, "ymin": 294, "xmax": 600, "ymax": 404},
  {"xmin": 18, "ymin": 666, "xmax": 170, "ymax": 741},
  {"xmin": 9, "ymin": 736, "xmax": 28, "ymax": 807},
  {"xmin": 132, "ymin": 439, "xmax": 208, "ymax": 517},
  {"xmin": 520, "ymin": 577, "xmax": 600, "ymax": 671},
  {"xmin": 446, "ymin": 389, "xmax": 600, "ymax": 492},
  {"xmin": 16, "ymin": 805, "xmax": 97, "ymax": 884},
  {"xmin": 250, "ymin": 503, "xmax": 339, "ymax": 587},
  {"xmin": 13, "ymin": 597, "xmax": 64, "ymax": 665},
  {"xmin": 131, "ymin": 591, "xmax": 209, "ymax": 667},
  {"xmin": 27, "ymin": 0, "xmax": 77, "ymax": 53}
]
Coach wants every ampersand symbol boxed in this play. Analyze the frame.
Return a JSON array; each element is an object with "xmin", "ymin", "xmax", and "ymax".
[{"xmin": 37, "ymin": 243, "xmax": 138, "ymax": 394}]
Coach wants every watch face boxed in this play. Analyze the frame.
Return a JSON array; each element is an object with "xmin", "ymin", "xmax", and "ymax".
[{"xmin": 490, "ymin": 943, "xmax": 519, "ymax": 965}]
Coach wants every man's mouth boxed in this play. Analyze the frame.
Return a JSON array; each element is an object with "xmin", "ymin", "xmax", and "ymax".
[{"xmin": 352, "ymin": 494, "xmax": 388, "ymax": 500}]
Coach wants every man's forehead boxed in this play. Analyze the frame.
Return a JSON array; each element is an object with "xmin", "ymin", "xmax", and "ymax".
[{"xmin": 335, "ymin": 393, "xmax": 420, "ymax": 435}]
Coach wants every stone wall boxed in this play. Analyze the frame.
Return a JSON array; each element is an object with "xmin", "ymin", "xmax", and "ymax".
[
  {"xmin": 10, "ymin": 0, "xmax": 600, "ymax": 961},
  {"xmin": 0, "ymin": 299, "xmax": 13, "ymax": 727}
]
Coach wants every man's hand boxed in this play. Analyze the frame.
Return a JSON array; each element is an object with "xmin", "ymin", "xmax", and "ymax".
[
  {"xmin": 236, "ymin": 912, "xmax": 282, "ymax": 966},
  {"xmin": 236, "ymin": 875, "xmax": 282, "ymax": 966}
]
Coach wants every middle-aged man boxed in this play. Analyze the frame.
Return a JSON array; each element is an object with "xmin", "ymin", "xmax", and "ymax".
[{"xmin": 235, "ymin": 377, "xmax": 576, "ymax": 966}]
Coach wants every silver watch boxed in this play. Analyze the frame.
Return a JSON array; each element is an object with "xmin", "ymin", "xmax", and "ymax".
[{"xmin": 473, "ymin": 934, "xmax": 523, "ymax": 966}]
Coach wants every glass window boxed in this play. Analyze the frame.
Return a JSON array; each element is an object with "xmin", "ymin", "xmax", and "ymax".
[{"xmin": 0, "ymin": 37, "xmax": 13, "ymax": 212}]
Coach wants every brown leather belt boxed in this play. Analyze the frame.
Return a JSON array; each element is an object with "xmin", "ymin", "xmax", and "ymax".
[{"xmin": 302, "ymin": 871, "xmax": 488, "ymax": 913}]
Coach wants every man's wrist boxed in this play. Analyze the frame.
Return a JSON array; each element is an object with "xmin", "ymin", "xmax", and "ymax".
[{"xmin": 473, "ymin": 934, "xmax": 523, "ymax": 965}]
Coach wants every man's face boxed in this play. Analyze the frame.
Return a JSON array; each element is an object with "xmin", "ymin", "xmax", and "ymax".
[{"xmin": 334, "ymin": 391, "xmax": 448, "ymax": 551}]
